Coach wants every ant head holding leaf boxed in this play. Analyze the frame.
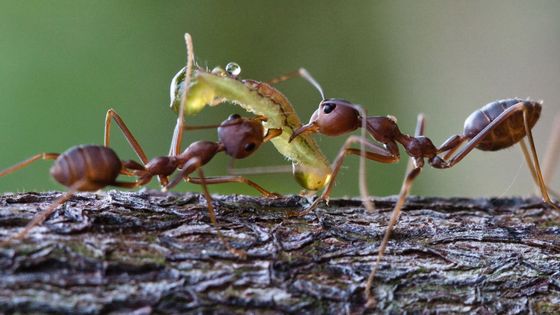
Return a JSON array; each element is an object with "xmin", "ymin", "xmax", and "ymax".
[
  {"xmin": 289, "ymin": 99, "xmax": 362, "ymax": 141},
  {"xmin": 218, "ymin": 114, "xmax": 265, "ymax": 159},
  {"xmin": 283, "ymin": 69, "xmax": 364, "ymax": 142}
]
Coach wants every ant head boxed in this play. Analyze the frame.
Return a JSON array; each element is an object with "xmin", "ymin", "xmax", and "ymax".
[
  {"xmin": 218, "ymin": 114, "xmax": 265, "ymax": 159},
  {"xmin": 289, "ymin": 99, "xmax": 361, "ymax": 142}
]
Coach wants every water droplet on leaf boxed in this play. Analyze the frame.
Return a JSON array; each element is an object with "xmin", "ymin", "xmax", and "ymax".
[{"xmin": 225, "ymin": 62, "xmax": 241, "ymax": 78}]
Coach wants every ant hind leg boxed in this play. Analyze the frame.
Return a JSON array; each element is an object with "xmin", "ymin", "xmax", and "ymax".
[
  {"xmin": 0, "ymin": 153, "xmax": 59, "ymax": 178},
  {"xmin": 542, "ymin": 112, "xmax": 560, "ymax": 199},
  {"xmin": 0, "ymin": 180, "xmax": 88, "ymax": 246},
  {"xmin": 520, "ymin": 110, "xmax": 559, "ymax": 210}
]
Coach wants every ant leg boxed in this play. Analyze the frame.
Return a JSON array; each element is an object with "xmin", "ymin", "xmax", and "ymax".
[
  {"xmin": 119, "ymin": 159, "xmax": 146, "ymax": 176},
  {"xmin": 303, "ymin": 135, "xmax": 399, "ymax": 215},
  {"xmin": 519, "ymin": 139, "xmax": 541, "ymax": 191},
  {"xmin": 440, "ymin": 137, "xmax": 467, "ymax": 160},
  {"xmin": 0, "ymin": 153, "xmax": 59, "ymax": 177},
  {"xmin": 435, "ymin": 129, "xmax": 468, "ymax": 159},
  {"xmin": 181, "ymin": 116, "xmax": 270, "ymax": 133},
  {"xmin": 0, "ymin": 180, "xmax": 88, "ymax": 246},
  {"xmin": 0, "ymin": 177, "xmax": 145, "ymax": 247},
  {"xmin": 518, "ymin": 139, "xmax": 558, "ymax": 200},
  {"xmin": 226, "ymin": 158, "xmax": 236, "ymax": 176},
  {"xmin": 187, "ymin": 176, "xmax": 280, "ymax": 198},
  {"xmin": 162, "ymin": 158, "xmax": 246, "ymax": 258},
  {"xmin": 170, "ymin": 33, "xmax": 195, "ymax": 157},
  {"xmin": 542, "ymin": 113, "xmax": 560, "ymax": 198},
  {"xmin": 415, "ymin": 113, "xmax": 426, "ymax": 137},
  {"xmin": 520, "ymin": 110, "xmax": 559, "ymax": 210},
  {"xmin": 196, "ymin": 168, "xmax": 247, "ymax": 259},
  {"xmin": 105, "ymin": 180, "xmax": 150, "ymax": 190},
  {"xmin": 165, "ymin": 156, "xmax": 280, "ymax": 197},
  {"xmin": 226, "ymin": 164, "xmax": 294, "ymax": 176},
  {"xmin": 105, "ymin": 109, "xmax": 149, "ymax": 164},
  {"xmin": 365, "ymin": 166, "xmax": 422, "ymax": 307},
  {"xmin": 105, "ymin": 109, "xmax": 169, "ymax": 186}
]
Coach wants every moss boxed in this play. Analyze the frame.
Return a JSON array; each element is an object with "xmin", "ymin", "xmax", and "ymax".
[
  {"xmin": 67, "ymin": 241, "xmax": 101, "ymax": 259},
  {"xmin": 534, "ymin": 301, "xmax": 560, "ymax": 314},
  {"xmin": 108, "ymin": 247, "xmax": 167, "ymax": 266}
]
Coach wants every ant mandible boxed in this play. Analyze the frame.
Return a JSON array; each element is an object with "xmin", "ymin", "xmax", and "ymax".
[
  {"xmin": 289, "ymin": 96, "xmax": 559, "ymax": 305},
  {"xmin": 0, "ymin": 34, "xmax": 281, "ymax": 259}
]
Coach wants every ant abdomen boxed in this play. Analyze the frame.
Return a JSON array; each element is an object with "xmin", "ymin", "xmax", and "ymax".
[
  {"xmin": 463, "ymin": 98, "xmax": 541, "ymax": 151},
  {"xmin": 50, "ymin": 145, "xmax": 122, "ymax": 191}
]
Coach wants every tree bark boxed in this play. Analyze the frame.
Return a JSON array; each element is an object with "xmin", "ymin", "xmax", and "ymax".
[{"xmin": 0, "ymin": 191, "xmax": 559, "ymax": 314}]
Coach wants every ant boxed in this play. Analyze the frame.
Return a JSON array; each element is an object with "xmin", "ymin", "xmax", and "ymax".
[
  {"xmin": 289, "ymin": 96, "xmax": 559, "ymax": 305},
  {"xmin": 0, "ymin": 34, "xmax": 281, "ymax": 259}
]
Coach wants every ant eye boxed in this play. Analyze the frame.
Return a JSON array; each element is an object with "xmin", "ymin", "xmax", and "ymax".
[
  {"xmin": 323, "ymin": 103, "xmax": 336, "ymax": 114},
  {"xmin": 244, "ymin": 143, "xmax": 256, "ymax": 152},
  {"xmin": 228, "ymin": 114, "xmax": 241, "ymax": 120}
]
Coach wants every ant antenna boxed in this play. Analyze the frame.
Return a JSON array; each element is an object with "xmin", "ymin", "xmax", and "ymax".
[{"xmin": 298, "ymin": 68, "xmax": 325, "ymax": 100}]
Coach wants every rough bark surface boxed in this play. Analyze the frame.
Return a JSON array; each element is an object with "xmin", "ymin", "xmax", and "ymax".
[{"xmin": 0, "ymin": 191, "xmax": 559, "ymax": 314}]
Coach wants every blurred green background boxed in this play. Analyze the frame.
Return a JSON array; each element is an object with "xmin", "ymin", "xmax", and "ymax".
[{"xmin": 0, "ymin": 1, "xmax": 558, "ymax": 198}]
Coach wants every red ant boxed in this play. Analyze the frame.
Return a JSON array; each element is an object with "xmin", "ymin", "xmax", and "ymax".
[
  {"xmin": 0, "ymin": 113, "xmax": 280, "ymax": 256},
  {"xmin": 289, "ymin": 97, "xmax": 559, "ymax": 305},
  {"xmin": 0, "ymin": 34, "xmax": 281, "ymax": 259}
]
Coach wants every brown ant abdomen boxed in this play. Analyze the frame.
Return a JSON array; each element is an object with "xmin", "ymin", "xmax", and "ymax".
[
  {"xmin": 49, "ymin": 145, "xmax": 122, "ymax": 191},
  {"xmin": 463, "ymin": 98, "xmax": 541, "ymax": 151}
]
